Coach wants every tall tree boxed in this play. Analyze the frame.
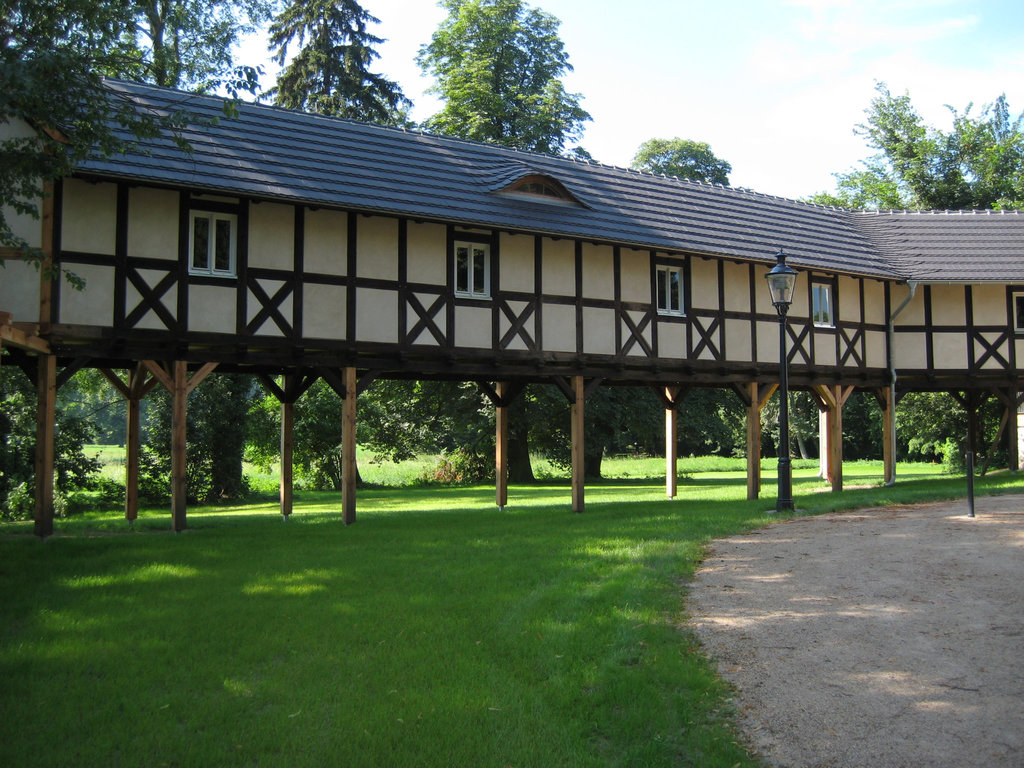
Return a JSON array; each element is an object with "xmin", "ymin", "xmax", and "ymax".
[
  {"xmin": 268, "ymin": 0, "xmax": 410, "ymax": 123},
  {"xmin": 812, "ymin": 83, "xmax": 1024, "ymax": 210},
  {"xmin": 116, "ymin": 0, "xmax": 272, "ymax": 91},
  {"xmin": 631, "ymin": 138, "xmax": 732, "ymax": 185},
  {"xmin": 1, "ymin": 0, "xmax": 258, "ymax": 275},
  {"xmin": 417, "ymin": 0, "xmax": 590, "ymax": 155}
]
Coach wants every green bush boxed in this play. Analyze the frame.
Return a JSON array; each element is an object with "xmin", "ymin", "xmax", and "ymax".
[{"xmin": 420, "ymin": 448, "xmax": 493, "ymax": 484}]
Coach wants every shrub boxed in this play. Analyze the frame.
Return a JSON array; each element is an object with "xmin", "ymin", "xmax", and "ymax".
[{"xmin": 420, "ymin": 448, "xmax": 493, "ymax": 484}]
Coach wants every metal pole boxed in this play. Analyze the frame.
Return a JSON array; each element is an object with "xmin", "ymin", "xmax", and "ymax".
[
  {"xmin": 966, "ymin": 450, "xmax": 975, "ymax": 518},
  {"xmin": 777, "ymin": 308, "xmax": 794, "ymax": 512}
]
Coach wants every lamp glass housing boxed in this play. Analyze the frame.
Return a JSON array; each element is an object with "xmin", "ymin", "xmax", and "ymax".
[{"xmin": 766, "ymin": 251, "xmax": 798, "ymax": 308}]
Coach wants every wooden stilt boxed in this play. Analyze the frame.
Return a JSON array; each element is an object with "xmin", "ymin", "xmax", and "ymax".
[
  {"xmin": 745, "ymin": 383, "xmax": 760, "ymax": 500},
  {"xmin": 810, "ymin": 385, "xmax": 853, "ymax": 493},
  {"xmin": 101, "ymin": 363, "xmax": 158, "ymax": 522},
  {"xmin": 342, "ymin": 365, "xmax": 357, "ymax": 525},
  {"xmin": 34, "ymin": 354, "xmax": 56, "ymax": 538},
  {"xmin": 881, "ymin": 387, "xmax": 895, "ymax": 485},
  {"xmin": 571, "ymin": 375, "xmax": 584, "ymax": 513},
  {"xmin": 281, "ymin": 399, "xmax": 294, "ymax": 517},
  {"xmin": 1009, "ymin": 389, "xmax": 1020, "ymax": 473},
  {"xmin": 140, "ymin": 360, "xmax": 217, "ymax": 532},
  {"xmin": 665, "ymin": 394, "xmax": 678, "ymax": 499},
  {"xmin": 739, "ymin": 382, "xmax": 775, "ymax": 501},
  {"xmin": 170, "ymin": 361, "xmax": 188, "ymax": 532},
  {"xmin": 495, "ymin": 381, "xmax": 509, "ymax": 508}
]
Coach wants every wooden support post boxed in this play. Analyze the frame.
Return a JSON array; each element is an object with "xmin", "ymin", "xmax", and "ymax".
[
  {"xmin": 881, "ymin": 387, "xmax": 895, "ymax": 485},
  {"xmin": 495, "ymin": 381, "xmax": 509, "ymax": 509},
  {"xmin": 281, "ymin": 399, "xmax": 294, "ymax": 518},
  {"xmin": 810, "ymin": 385, "xmax": 853, "ymax": 493},
  {"xmin": 101, "ymin": 364, "xmax": 158, "ymax": 522},
  {"xmin": 170, "ymin": 361, "xmax": 188, "ymax": 532},
  {"xmin": 745, "ymin": 383, "xmax": 760, "ymax": 500},
  {"xmin": 141, "ymin": 360, "xmax": 217, "ymax": 532},
  {"xmin": 342, "ymin": 365, "xmax": 357, "ymax": 525},
  {"xmin": 126, "ymin": 393, "xmax": 141, "ymax": 521},
  {"xmin": 1009, "ymin": 389, "xmax": 1020, "ymax": 473},
  {"xmin": 665, "ymin": 391, "xmax": 678, "ymax": 499},
  {"xmin": 34, "ymin": 354, "xmax": 56, "ymax": 538},
  {"xmin": 571, "ymin": 375, "xmax": 585, "ymax": 513}
]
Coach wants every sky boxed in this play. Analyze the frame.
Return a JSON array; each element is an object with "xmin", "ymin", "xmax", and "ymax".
[{"xmin": 239, "ymin": 0, "xmax": 1024, "ymax": 200}]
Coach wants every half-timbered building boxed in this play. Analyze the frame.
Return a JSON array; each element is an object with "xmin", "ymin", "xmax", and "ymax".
[{"xmin": 2, "ymin": 80, "xmax": 1023, "ymax": 536}]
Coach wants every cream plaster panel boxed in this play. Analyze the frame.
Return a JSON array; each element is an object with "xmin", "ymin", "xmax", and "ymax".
[
  {"xmin": 407, "ymin": 222, "xmax": 446, "ymax": 286},
  {"xmin": 542, "ymin": 239, "xmax": 575, "ymax": 296},
  {"xmin": 1, "ymin": 120, "xmax": 42, "ymax": 247},
  {"xmin": 724, "ymin": 320, "xmax": 751, "ymax": 362},
  {"xmin": 689, "ymin": 258, "xmax": 717, "ymax": 311},
  {"xmin": 356, "ymin": 216, "xmax": 398, "ymax": 281},
  {"xmin": 893, "ymin": 333, "xmax": 928, "ymax": 369},
  {"xmin": 6, "ymin": 206, "xmax": 42, "ymax": 248},
  {"xmin": 0, "ymin": 261, "xmax": 41, "ymax": 321},
  {"xmin": 892, "ymin": 286, "xmax": 924, "ymax": 325},
  {"xmin": 756, "ymin": 320, "xmax": 779, "ymax": 363},
  {"xmin": 581, "ymin": 245, "xmax": 613, "ymax": 301},
  {"xmin": 125, "ymin": 271, "xmax": 176, "ymax": 330},
  {"xmin": 814, "ymin": 334, "xmax": 837, "ymax": 366},
  {"xmin": 455, "ymin": 305, "xmax": 491, "ymax": 349},
  {"xmin": 657, "ymin": 321, "xmax": 686, "ymax": 360},
  {"xmin": 59, "ymin": 263, "xmax": 113, "ymax": 326},
  {"xmin": 973, "ymin": 331, "xmax": 1007, "ymax": 369},
  {"xmin": 837, "ymin": 277, "xmax": 860, "ymax": 322},
  {"xmin": 864, "ymin": 331, "xmax": 887, "ymax": 369},
  {"xmin": 355, "ymin": 287, "xmax": 397, "ymax": 343},
  {"xmin": 930, "ymin": 285, "xmax": 965, "ymax": 325},
  {"xmin": 1017, "ymin": 339, "xmax": 1024, "ymax": 368},
  {"xmin": 971, "ymin": 286, "xmax": 1009, "ymax": 326},
  {"xmin": 863, "ymin": 281, "xmax": 886, "ymax": 323},
  {"xmin": 498, "ymin": 233, "xmax": 534, "ymax": 293},
  {"xmin": 581, "ymin": 307, "xmax": 615, "ymax": 355},
  {"xmin": 248, "ymin": 203, "xmax": 294, "ymax": 270},
  {"xmin": 189, "ymin": 285, "xmax": 236, "ymax": 333},
  {"xmin": 723, "ymin": 262, "xmax": 750, "ymax": 312},
  {"xmin": 932, "ymin": 333, "xmax": 968, "ymax": 369},
  {"xmin": 62, "ymin": 179, "xmax": 116, "ymax": 255},
  {"xmin": 752, "ymin": 267, "xmax": 777, "ymax": 317},
  {"xmin": 407, "ymin": 291, "xmax": 446, "ymax": 345},
  {"xmin": 619, "ymin": 249, "xmax": 650, "ymax": 304},
  {"xmin": 304, "ymin": 209, "xmax": 347, "ymax": 275},
  {"xmin": 543, "ymin": 303, "xmax": 576, "ymax": 352},
  {"xmin": 621, "ymin": 309, "xmax": 652, "ymax": 357},
  {"xmin": 303, "ymin": 283, "xmax": 346, "ymax": 340},
  {"xmin": 127, "ymin": 187, "xmax": 178, "ymax": 260},
  {"xmin": 247, "ymin": 280, "xmax": 293, "ymax": 337}
]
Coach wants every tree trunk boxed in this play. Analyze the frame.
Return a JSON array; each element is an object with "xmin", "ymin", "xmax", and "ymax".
[
  {"xmin": 584, "ymin": 448, "xmax": 603, "ymax": 480},
  {"xmin": 507, "ymin": 422, "xmax": 535, "ymax": 483}
]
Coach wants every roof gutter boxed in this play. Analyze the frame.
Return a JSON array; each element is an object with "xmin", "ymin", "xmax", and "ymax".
[{"xmin": 886, "ymin": 281, "xmax": 918, "ymax": 486}]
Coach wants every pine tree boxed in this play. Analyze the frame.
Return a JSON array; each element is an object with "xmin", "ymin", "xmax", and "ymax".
[{"xmin": 268, "ymin": 0, "xmax": 410, "ymax": 124}]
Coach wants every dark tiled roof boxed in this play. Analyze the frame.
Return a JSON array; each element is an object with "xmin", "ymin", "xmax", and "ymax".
[
  {"xmin": 79, "ymin": 81, "xmax": 1024, "ymax": 283},
  {"xmin": 844, "ymin": 210, "xmax": 1024, "ymax": 282}
]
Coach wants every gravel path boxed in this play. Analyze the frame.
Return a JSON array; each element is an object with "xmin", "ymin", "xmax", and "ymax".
[{"xmin": 686, "ymin": 494, "xmax": 1024, "ymax": 768}]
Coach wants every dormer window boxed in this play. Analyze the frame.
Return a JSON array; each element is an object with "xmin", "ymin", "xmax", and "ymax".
[{"xmin": 499, "ymin": 174, "xmax": 581, "ymax": 206}]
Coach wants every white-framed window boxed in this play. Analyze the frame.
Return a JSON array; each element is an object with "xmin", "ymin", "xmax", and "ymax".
[
  {"xmin": 189, "ymin": 211, "xmax": 237, "ymax": 277},
  {"xmin": 1013, "ymin": 292, "xmax": 1024, "ymax": 333},
  {"xmin": 656, "ymin": 264, "xmax": 685, "ymax": 316},
  {"xmin": 454, "ymin": 240, "xmax": 490, "ymax": 299},
  {"xmin": 812, "ymin": 281, "xmax": 834, "ymax": 327}
]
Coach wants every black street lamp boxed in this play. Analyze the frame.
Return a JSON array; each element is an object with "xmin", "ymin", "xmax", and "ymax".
[{"xmin": 766, "ymin": 249, "xmax": 798, "ymax": 513}]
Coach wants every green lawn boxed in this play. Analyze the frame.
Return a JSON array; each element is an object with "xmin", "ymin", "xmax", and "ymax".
[{"xmin": 1, "ymin": 460, "xmax": 1019, "ymax": 767}]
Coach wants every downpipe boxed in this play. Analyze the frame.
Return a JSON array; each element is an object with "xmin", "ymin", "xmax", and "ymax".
[{"xmin": 886, "ymin": 281, "xmax": 918, "ymax": 486}]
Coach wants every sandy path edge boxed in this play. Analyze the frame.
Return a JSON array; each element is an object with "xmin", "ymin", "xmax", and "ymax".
[{"xmin": 685, "ymin": 494, "xmax": 1024, "ymax": 768}]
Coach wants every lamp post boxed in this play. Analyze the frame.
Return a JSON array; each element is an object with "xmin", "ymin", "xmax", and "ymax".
[{"xmin": 766, "ymin": 249, "xmax": 798, "ymax": 513}]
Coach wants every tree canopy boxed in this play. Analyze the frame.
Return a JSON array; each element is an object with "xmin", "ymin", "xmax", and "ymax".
[
  {"xmin": 416, "ymin": 0, "xmax": 590, "ymax": 156},
  {"xmin": 268, "ymin": 0, "xmax": 411, "ymax": 124},
  {"xmin": 1, "ymin": 0, "xmax": 261, "ymax": 274},
  {"xmin": 812, "ymin": 82, "xmax": 1024, "ymax": 210},
  {"xmin": 630, "ymin": 137, "xmax": 732, "ymax": 185}
]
